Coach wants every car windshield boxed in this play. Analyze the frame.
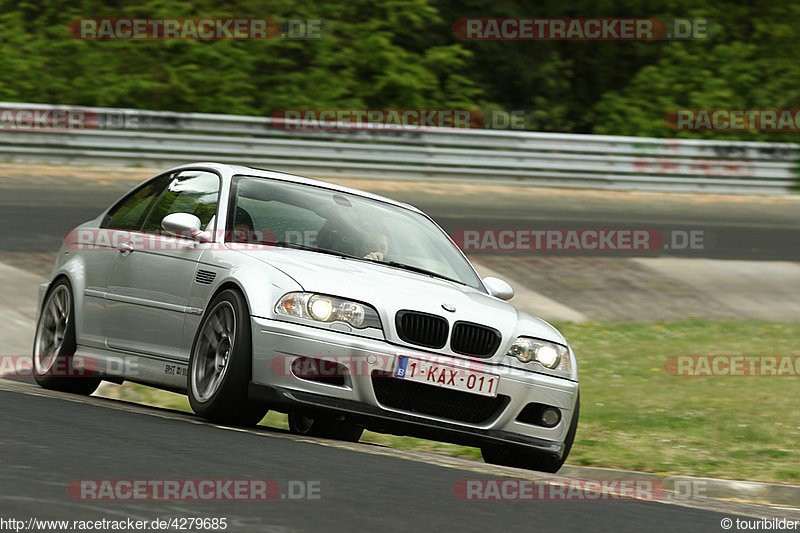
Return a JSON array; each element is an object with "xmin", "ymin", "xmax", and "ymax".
[{"xmin": 229, "ymin": 176, "xmax": 484, "ymax": 290}]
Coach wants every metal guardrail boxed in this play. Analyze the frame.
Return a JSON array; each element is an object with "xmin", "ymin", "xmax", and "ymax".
[{"xmin": 0, "ymin": 102, "xmax": 797, "ymax": 194}]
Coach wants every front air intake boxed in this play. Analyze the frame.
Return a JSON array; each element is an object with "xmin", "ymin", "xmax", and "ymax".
[
  {"xmin": 395, "ymin": 311, "xmax": 448, "ymax": 349},
  {"xmin": 450, "ymin": 321, "xmax": 501, "ymax": 358}
]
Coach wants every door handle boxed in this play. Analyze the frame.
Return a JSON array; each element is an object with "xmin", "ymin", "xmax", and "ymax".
[{"xmin": 116, "ymin": 242, "xmax": 134, "ymax": 254}]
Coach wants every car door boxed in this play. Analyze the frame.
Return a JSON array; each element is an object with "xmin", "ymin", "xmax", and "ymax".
[
  {"xmin": 105, "ymin": 170, "xmax": 221, "ymax": 360},
  {"xmin": 80, "ymin": 172, "xmax": 172, "ymax": 348}
]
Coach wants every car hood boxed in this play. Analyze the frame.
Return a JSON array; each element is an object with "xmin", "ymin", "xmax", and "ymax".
[{"xmin": 240, "ymin": 247, "xmax": 566, "ymax": 347}]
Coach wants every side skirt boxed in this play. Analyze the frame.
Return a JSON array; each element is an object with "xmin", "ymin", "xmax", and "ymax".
[{"xmin": 75, "ymin": 345, "xmax": 189, "ymax": 392}]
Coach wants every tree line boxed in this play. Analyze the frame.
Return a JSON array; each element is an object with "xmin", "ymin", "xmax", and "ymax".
[{"xmin": 1, "ymin": 0, "xmax": 797, "ymax": 141}]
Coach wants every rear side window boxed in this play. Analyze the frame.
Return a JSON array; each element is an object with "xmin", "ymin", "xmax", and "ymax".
[
  {"xmin": 103, "ymin": 174, "xmax": 171, "ymax": 230},
  {"xmin": 141, "ymin": 171, "xmax": 220, "ymax": 233}
]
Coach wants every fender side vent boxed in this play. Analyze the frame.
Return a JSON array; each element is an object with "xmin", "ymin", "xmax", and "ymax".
[{"xmin": 195, "ymin": 269, "xmax": 216, "ymax": 285}]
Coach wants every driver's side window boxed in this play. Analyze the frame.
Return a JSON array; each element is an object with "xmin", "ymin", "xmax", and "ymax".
[
  {"xmin": 141, "ymin": 171, "xmax": 220, "ymax": 233},
  {"xmin": 102, "ymin": 174, "xmax": 171, "ymax": 230}
]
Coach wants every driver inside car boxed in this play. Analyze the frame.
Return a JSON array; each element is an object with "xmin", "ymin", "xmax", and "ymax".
[
  {"xmin": 362, "ymin": 231, "xmax": 389, "ymax": 261},
  {"xmin": 232, "ymin": 207, "xmax": 257, "ymax": 242}
]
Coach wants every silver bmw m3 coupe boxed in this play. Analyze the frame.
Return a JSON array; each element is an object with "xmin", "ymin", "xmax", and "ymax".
[{"xmin": 33, "ymin": 162, "xmax": 579, "ymax": 472}]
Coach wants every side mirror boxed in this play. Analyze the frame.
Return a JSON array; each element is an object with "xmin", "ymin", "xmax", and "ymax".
[
  {"xmin": 483, "ymin": 276, "xmax": 514, "ymax": 301},
  {"xmin": 161, "ymin": 213, "xmax": 211, "ymax": 243}
]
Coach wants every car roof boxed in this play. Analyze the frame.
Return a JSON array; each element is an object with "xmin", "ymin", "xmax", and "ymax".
[{"xmin": 174, "ymin": 162, "xmax": 423, "ymax": 214}]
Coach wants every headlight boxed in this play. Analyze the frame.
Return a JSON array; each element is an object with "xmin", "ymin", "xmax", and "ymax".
[
  {"xmin": 308, "ymin": 296, "xmax": 333, "ymax": 321},
  {"xmin": 276, "ymin": 292, "xmax": 381, "ymax": 330},
  {"xmin": 506, "ymin": 337, "xmax": 570, "ymax": 372}
]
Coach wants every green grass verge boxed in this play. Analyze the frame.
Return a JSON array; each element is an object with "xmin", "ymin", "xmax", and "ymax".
[
  {"xmin": 559, "ymin": 320, "xmax": 799, "ymax": 484},
  {"xmin": 97, "ymin": 320, "xmax": 800, "ymax": 483}
]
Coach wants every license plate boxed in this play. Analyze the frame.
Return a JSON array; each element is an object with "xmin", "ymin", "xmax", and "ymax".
[{"xmin": 394, "ymin": 356, "xmax": 499, "ymax": 397}]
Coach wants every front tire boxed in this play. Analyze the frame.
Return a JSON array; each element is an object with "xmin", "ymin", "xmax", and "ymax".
[
  {"xmin": 482, "ymin": 393, "xmax": 580, "ymax": 473},
  {"xmin": 288, "ymin": 412, "xmax": 364, "ymax": 442},
  {"xmin": 188, "ymin": 289, "xmax": 268, "ymax": 426},
  {"xmin": 33, "ymin": 279, "xmax": 100, "ymax": 396}
]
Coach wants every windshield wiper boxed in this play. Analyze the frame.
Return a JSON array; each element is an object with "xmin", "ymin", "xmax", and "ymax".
[
  {"xmin": 379, "ymin": 261, "xmax": 466, "ymax": 285},
  {"xmin": 269, "ymin": 241, "xmax": 360, "ymax": 260}
]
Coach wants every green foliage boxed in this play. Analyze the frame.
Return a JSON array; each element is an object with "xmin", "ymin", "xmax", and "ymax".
[
  {"xmin": 0, "ymin": 0, "xmax": 798, "ymax": 141},
  {"xmin": 0, "ymin": 0, "xmax": 480, "ymax": 112},
  {"xmin": 591, "ymin": 3, "xmax": 800, "ymax": 141}
]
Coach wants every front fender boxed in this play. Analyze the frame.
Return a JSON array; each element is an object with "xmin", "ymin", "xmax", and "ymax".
[{"xmin": 182, "ymin": 249, "xmax": 303, "ymax": 354}]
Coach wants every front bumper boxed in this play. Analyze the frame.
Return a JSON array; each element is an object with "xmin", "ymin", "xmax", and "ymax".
[{"xmin": 249, "ymin": 316, "xmax": 579, "ymax": 456}]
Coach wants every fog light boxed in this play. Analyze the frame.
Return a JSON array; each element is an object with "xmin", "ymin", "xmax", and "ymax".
[{"xmin": 541, "ymin": 407, "xmax": 561, "ymax": 428}]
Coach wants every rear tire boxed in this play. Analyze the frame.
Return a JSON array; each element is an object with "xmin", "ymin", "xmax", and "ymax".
[
  {"xmin": 188, "ymin": 289, "xmax": 268, "ymax": 426},
  {"xmin": 32, "ymin": 278, "xmax": 100, "ymax": 396},
  {"xmin": 482, "ymin": 392, "xmax": 579, "ymax": 473},
  {"xmin": 288, "ymin": 412, "xmax": 364, "ymax": 442}
]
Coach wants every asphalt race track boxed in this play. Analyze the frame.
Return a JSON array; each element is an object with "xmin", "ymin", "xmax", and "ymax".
[
  {"xmin": 1, "ymin": 166, "xmax": 798, "ymax": 532},
  {"xmin": 0, "ymin": 383, "xmax": 764, "ymax": 533}
]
